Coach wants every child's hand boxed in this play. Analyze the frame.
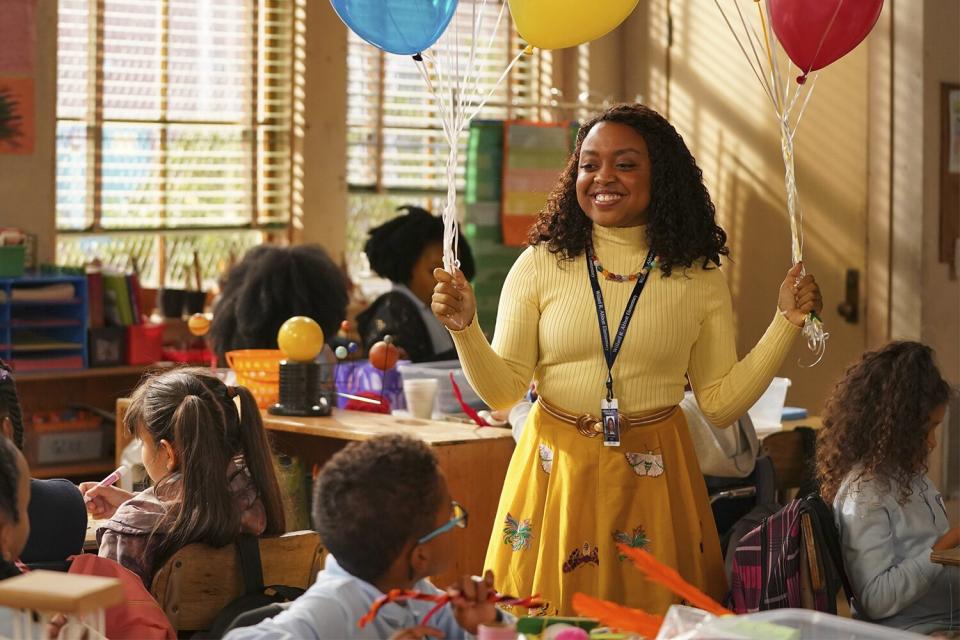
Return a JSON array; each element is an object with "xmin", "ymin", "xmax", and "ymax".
[
  {"xmin": 78, "ymin": 483, "xmax": 134, "ymax": 519},
  {"xmin": 390, "ymin": 626, "xmax": 445, "ymax": 640},
  {"xmin": 933, "ymin": 527, "xmax": 960, "ymax": 551},
  {"xmin": 447, "ymin": 570, "xmax": 498, "ymax": 635}
]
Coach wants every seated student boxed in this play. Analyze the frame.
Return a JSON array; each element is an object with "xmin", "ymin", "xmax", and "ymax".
[
  {"xmin": 81, "ymin": 368, "xmax": 286, "ymax": 587},
  {"xmin": 0, "ymin": 436, "xmax": 32, "ymax": 636},
  {"xmin": 225, "ymin": 434, "xmax": 513, "ymax": 639},
  {"xmin": 817, "ymin": 341, "xmax": 958, "ymax": 635},
  {"xmin": 209, "ymin": 244, "xmax": 350, "ymax": 364},
  {"xmin": 357, "ymin": 206, "xmax": 476, "ymax": 363},
  {"xmin": 0, "ymin": 361, "xmax": 86, "ymax": 566}
]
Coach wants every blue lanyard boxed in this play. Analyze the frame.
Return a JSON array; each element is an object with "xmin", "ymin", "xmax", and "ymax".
[{"xmin": 586, "ymin": 244, "xmax": 656, "ymax": 401}]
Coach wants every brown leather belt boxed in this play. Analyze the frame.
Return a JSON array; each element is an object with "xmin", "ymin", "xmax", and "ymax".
[{"xmin": 537, "ymin": 396, "xmax": 678, "ymax": 438}]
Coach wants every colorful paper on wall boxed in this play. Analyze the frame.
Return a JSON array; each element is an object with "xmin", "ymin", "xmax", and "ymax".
[
  {"xmin": 0, "ymin": 0, "xmax": 35, "ymax": 74},
  {"xmin": 500, "ymin": 121, "xmax": 575, "ymax": 247},
  {"xmin": 0, "ymin": 77, "xmax": 35, "ymax": 155}
]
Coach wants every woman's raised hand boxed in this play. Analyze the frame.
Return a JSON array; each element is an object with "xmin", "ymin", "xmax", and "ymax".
[
  {"xmin": 778, "ymin": 263, "xmax": 823, "ymax": 328},
  {"xmin": 432, "ymin": 268, "xmax": 477, "ymax": 332}
]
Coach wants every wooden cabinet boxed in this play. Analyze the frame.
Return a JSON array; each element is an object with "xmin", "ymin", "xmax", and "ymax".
[{"xmin": 17, "ymin": 366, "xmax": 153, "ymax": 479}]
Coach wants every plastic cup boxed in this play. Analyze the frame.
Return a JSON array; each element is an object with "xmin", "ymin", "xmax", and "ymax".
[{"xmin": 403, "ymin": 378, "xmax": 438, "ymax": 419}]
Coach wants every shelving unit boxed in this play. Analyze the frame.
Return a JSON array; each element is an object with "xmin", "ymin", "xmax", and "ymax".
[{"xmin": 0, "ymin": 275, "xmax": 89, "ymax": 372}]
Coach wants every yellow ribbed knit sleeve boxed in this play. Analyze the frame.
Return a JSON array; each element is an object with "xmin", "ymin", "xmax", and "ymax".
[
  {"xmin": 687, "ymin": 268, "xmax": 801, "ymax": 426},
  {"xmin": 450, "ymin": 247, "xmax": 540, "ymax": 410}
]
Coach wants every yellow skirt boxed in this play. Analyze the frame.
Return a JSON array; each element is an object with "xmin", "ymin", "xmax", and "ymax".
[{"xmin": 484, "ymin": 400, "xmax": 727, "ymax": 617}]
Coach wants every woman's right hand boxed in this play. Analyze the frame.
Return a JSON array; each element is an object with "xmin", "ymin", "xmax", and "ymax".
[
  {"xmin": 78, "ymin": 483, "xmax": 134, "ymax": 519},
  {"xmin": 431, "ymin": 268, "xmax": 476, "ymax": 332}
]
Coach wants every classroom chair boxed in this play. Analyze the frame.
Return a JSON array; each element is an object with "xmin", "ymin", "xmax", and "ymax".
[
  {"xmin": 759, "ymin": 426, "xmax": 819, "ymax": 502},
  {"xmin": 150, "ymin": 530, "xmax": 324, "ymax": 634}
]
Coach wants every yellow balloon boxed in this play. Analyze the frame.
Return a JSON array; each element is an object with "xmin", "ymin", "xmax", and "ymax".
[
  {"xmin": 508, "ymin": 0, "xmax": 639, "ymax": 50},
  {"xmin": 277, "ymin": 316, "xmax": 325, "ymax": 362}
]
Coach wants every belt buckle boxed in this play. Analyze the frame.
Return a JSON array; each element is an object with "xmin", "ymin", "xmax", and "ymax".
[{"xmin": 575, "ymin": 415, "xmax": 602, "ymax": 438}]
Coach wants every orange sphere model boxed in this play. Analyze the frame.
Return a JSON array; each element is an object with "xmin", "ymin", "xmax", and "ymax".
[
  {"xmin": 187, "ymin": 313, "xmax": 211, "ymax": 337},
  {"xmin": 368, "ymin": 340, "xmax": 400, "ymax": 371}
]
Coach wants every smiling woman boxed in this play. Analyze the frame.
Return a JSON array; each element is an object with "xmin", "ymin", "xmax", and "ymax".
[{"xmin": 430, "ymin": 103, "xmax": 825, "ymax": 616}]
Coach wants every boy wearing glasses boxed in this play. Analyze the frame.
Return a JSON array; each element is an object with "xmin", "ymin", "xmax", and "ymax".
[{"xmin": 225, "ymin": 434, "xmax": 512, "ymax": 639}]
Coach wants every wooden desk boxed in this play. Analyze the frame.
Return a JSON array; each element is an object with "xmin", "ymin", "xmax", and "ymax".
[
  {"xmin": 931, "ymin": 547, "xmax": 960, "ymax": 567},
  {"xmin": 116, "ymin": 399, "xmax": 515, "ymax": 586},
  {"xmin": 781, "ymin": 416, "xmax": 823, "ymax": 431},
  {"xmin": 85, "ymin": 516, "xmax": 108, "ymax": 552}
]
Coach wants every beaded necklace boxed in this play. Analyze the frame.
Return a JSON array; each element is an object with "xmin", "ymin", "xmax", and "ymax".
[{"xmin": 587, "ymin": 243, "xmax": 658, "ymax": 283}]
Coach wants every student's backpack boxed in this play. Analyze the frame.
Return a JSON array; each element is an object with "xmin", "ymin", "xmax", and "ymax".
[
  {"xmin": 68, "ymin": 554, "xmax": 176, "ymax": 639},
  {"xmin": 718, "ymin": 456, "xmax": 780, "ymax": 583},
  {"xmin": 729, "ymin": 493, "xmax": 855, "ymax": 614},
  {"xmin": 202, "ymin": 535, "xmax": 306, "ymax": 639}
]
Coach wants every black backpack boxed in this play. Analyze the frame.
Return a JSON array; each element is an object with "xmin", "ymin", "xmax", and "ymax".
[{"xmin": 201, "ymin": 535, "xmax": 305, "ymax": 639}]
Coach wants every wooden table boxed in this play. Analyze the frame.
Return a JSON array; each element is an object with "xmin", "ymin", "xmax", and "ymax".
[
  {"xmin": 116, "ymin": 400, "xmax": 515, "ymax": 586},
  {"xmin": 84, "ymin": 516, "xmax": 108, "ymax": 552},
  {"xmin": 931, "ymin": 547, "xmax": 960, "ymax": 567}
]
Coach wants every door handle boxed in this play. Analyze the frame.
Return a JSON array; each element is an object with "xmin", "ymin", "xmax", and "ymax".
[{"xmin": 836, "ymin": 268, "xmax": 859, "ymax": 324}]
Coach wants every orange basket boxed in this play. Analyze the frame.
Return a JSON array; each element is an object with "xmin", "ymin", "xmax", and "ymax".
[{"xmin": 225, "ymin": 349, "xmax": 283, "ymax": 409}]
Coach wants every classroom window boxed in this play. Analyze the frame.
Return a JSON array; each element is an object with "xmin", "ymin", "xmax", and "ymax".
[
  {"xmin": 344, "ymin": 1, "xmax": 560, "ymax": 278},
  {"xmin": 55, "ymin": 0, "xmax": 303, "ymax": 287}
]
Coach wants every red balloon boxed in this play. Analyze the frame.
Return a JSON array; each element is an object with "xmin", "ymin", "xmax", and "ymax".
[{"xmin": 770, "ymin": 0, "xmax": 883, "ymax": 83}]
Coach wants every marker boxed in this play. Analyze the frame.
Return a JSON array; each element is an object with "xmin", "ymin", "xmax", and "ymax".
[{"xmin": 83, "ymin": 465, "xmax": 129, "ymax": 503}]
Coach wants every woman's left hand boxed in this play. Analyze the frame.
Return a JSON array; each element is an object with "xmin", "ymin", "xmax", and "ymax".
[{"xmin": 778, "ymin": 263, "xmax": 823, "ymax": 328}]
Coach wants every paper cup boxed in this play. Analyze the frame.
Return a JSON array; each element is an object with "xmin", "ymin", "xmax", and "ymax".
[{"xmin": 403, "ymin": 378, "xmax": 438, "ymax": 419}]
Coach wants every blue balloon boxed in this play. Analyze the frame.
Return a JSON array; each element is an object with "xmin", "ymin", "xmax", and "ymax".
[{"xmin": 330, "ymin": 0, "xmax": 459, "ymax": 56}]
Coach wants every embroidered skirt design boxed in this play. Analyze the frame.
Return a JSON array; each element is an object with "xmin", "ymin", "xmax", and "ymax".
[{"xmin": 483, "ymin": 401, "xmax": 726, "ymax": 616}]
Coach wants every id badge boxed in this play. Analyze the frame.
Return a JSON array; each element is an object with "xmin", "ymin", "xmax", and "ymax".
[{"xmin": 601, "ymin": 397, "xmax": 621, "ymax": 447}]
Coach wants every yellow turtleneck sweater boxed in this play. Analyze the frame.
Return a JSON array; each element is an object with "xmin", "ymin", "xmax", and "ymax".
[{"xmin": 450, "ymin": 224, "xmax": 800, "ymax": 426}]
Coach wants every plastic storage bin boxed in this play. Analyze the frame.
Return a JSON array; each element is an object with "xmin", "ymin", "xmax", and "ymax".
[
  {"xmin": 747, "ymin": 377, "xmax": 791, "ymax": 435},
  {"xmin": 127, "ymin": 324, "xmax": 164, "ymax": 365},
  {"xmin": 24, "ymin": 410, "xmax": 105, "ymax": 467},
  {"xmin": 0, "ymin": 246, "xmax": 25, "ymax": 277},
  {"xmin": 397, "ymin": 360, "xmax": 485, "ymax": 415},
  {"xmin": 335, "ymin": 360, "xmax": 405, "ymax": 411},
  {"xmin": 655, "ymin": 605, "xmax": 924, "ymax": 639}
]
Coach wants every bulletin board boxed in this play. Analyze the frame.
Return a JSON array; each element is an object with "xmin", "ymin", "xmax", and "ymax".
[{"xmin": 500, "ymin": 121, "xmax": 576, "ymax": 247}]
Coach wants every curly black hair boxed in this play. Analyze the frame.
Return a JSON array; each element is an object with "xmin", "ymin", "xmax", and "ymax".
[
  {"xmin": 0, "ymin": 361, "xmax": 23, "ymax": 450},
  {"xmin": 528, "ymin": 103, "xmax": 729, "ymax": 276},
  {"xmin": 364, "ymin": 206, "xmax": 476, "ymax": 282},
  {"xmin": 816, "ymin": 341, "xmax": 952, "ymax": 504},
  {"xmin": 0, "ymin": 437, "xmax": 20, "ymax": 524},
  {"xmin": 312, "ymin": 434, "xmax": 444, "ymax": 583},
  {"xmin": 209, "ymin": 244, "xmax": 349, "ymax": 361}
]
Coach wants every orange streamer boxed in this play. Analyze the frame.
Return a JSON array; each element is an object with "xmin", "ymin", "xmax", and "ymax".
[
  {"xmin": 571, "ymin": 593, "xmax": 663, "ymax": 638},
  {"xmin": 616, "ymin": 544, "xmax": 732, "ymax": 617}
]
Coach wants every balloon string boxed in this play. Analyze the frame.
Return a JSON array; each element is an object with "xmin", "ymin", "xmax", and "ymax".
[
  {"xmin": 714, "ymin": 0, "xmax": 777, "ymax": 109},
  {"xmin": 754, "ymin": 0, "xmax": 781, "ymax": 113}
]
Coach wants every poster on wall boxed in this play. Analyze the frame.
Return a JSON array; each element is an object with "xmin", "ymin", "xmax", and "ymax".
[
  {"xmin": 500, "ymin": 121, "xmax": 576, "ymax": 247},
  {"xmin": 0, "ymin": 0, "xmax": 36, "ymax": 75},
  {"xmin": 0, "ymin": 77, "xmax": 35, "ymax": 155}
]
